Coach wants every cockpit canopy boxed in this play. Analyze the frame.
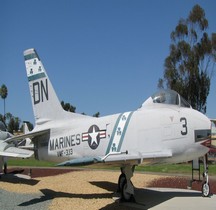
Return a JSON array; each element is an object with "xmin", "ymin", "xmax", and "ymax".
[{"xmin": 141, "ymin": 89, "xmax": 191, "ymax": 108}]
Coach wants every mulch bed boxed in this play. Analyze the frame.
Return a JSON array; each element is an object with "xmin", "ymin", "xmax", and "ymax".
[
  {"xmin": 6, "ymin": 168, "xmax": 216, "ymax": 194},
  {"xmin": 148, "ymin": 176, "xmax": 216, "ymax": 194},
  {"xmin": 6, "ymin": 167, "xmax": 77, "ymax": 178}
]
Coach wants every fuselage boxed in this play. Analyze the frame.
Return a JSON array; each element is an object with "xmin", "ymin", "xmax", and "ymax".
[{"xmin": 34, "ymin": 101, "xmax": 211, "ymax": 166}]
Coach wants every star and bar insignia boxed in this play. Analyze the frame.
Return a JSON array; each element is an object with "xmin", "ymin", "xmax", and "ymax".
[{"xmin": 82, "ymin": 125, "xmax": 106, "ymax": 150}]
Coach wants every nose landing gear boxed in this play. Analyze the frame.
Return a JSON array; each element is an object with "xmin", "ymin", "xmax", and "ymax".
[{"xmin": 202, "ymin": 154, "xmax": 211, "ymax": 197}]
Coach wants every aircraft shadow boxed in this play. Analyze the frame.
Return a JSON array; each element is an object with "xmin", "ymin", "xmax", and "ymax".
[
  {"xmin": 89, "ymin": 181, "xmax": 117, "ymax": 192},
  {"xmin": 18, "ymin": 181, "xmax": 203, "ymax": 210},
  {"xmin": 18, "ymin": 188, "xmax": 112, "ymax": 207},
  {"xmin": 90, "ymin": 181, "xmax": 202, "ymax": 210},
  {"xmin": 126, "ymin": 188, "xmax": 201, "ymax": 209},
  {"xmin": 0, "ymin": 170, "xmax": 39, "ymax": 186}
]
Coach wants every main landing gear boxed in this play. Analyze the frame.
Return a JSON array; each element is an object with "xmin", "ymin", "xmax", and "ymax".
[
  {"xmin": 202, "ymin": 154, "xmax": 211, "ymax": 197},
  {"xmin": 117, "ymin": 165, "xmax": 135, "ymax": 202},
  {"xmin": 0, "ymin": 157, "xmax": 7, "ymax": 177}
]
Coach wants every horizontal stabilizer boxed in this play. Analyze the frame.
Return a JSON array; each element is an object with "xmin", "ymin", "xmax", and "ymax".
[
  {"xmin": 0, "ymin": 147, "xmax": 33, "ymax": 158},
  {"xmin": 4, "ymin": 129, "xmax": 50, "ymax": 143},
  {"xmin": 18, "ymin": 145, "xmax": 34, "ymax": 150}
]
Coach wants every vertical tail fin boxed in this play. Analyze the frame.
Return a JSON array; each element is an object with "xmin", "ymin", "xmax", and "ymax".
[
  {"xmin": 23, "ymin": 122, "xmax": 30, "ymax": 134},
  {"xmin": 18, "ymin": 123, "xmax": 33, "ymax": 149},
  {"xmin": 24, "ymin": 49, "xmax": 89, "ymax": 124}
]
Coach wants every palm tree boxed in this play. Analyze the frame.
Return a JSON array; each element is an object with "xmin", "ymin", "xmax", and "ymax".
[{"xmin": 0, "ymin": 84, "xmax": 8, "ymax": 121}]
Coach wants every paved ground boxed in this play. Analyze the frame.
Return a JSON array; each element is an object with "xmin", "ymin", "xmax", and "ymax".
[
  {"xmin": 123, "ymin": 188, "xmax": 216, "ymax": 210},
  {"xmin": 0, "ymin": 168, "xmax": 215, "ymax": 210},
  {"xmin": 0, "ymin": 188, "xmax": 50, "ymax": 210}
]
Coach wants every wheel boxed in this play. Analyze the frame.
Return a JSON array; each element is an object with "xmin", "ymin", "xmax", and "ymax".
[
  {"xmin": 118, "ymin": 173, "xmax": 126, "ymax": 192},
  {"xmin": 121, "ymin": 179, "xmax": 134, "ymax": 202},
  {"xmin": 202, "ymin": 181, "xmax": 210, "ymax": 197}
]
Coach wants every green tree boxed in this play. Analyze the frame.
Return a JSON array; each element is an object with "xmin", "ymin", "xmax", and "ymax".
[
  {"xmin": 4, "ymin": 112, "xmax": 13, "ymax": 125},
  {"xmin": 0, "ymin": 114, "xmax": 7, "ymax": 130},
  {"xmin": 61, "ymin": 101, "xmax": 100, "ymax": 117},
  {"xmin": 7, "ymin": 115, "xmax": 20, "ymax": 134},
  {"xmin": 158, "ymin": 4, "xmax": 216, "ymax": 113},
  {"xmin": 21, "ymin": 121, "xmax": 34, "ymax": 131},
  {"xmin": 93, "ymin": 112, "xmax": 100, "ymax": 118},
  {"xmin": 0, "ymin": 84, "xmax": 8, "ymax": 120},
  {"xmin": 61, "ymin": 101, "xmax": 76, "ymax": 113}
]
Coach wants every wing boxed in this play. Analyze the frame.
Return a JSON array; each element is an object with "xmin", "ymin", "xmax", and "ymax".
[
  {"xmin": 0, "ymin": 147, "xmax": 34, "ymax": 158},
  {"xmin": 57, "ymin": 150, "xmax": 172, "ymax": 167},
  {"xmin": 0, "ymin": 129, "xmax": 49, "ymax": 158}
]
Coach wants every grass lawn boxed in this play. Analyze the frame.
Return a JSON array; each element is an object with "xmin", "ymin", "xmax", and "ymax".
[
  {"xmin": 8, "ymin": 157, "xmax": 56, "ymax": 167},
  {"xmin": 7, "ymin": 157, "xmax": 216, "ymax": 175},
  {"xmin": 136, "ymin": 163, "xmax": 216, "ymax": 175}
]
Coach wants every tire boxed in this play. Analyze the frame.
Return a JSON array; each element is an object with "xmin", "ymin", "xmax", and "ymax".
[
  {"xmin": 121, "ymin": 179, "xmax": 133, "ymax": 202},
  {"xmin": 202, "ymin": 181, "xmax": 210, "ymax": 197},
  {"xmin": 118, "ymin": 173, "xmax": 126, "ymax": 192}
]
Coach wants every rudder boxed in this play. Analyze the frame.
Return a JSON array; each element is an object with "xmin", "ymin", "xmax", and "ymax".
[{"xmin": 24, "ymin": 48, "xmax": 68, "ymax": 124}]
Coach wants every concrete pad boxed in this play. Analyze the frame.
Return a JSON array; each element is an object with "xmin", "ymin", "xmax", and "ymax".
[{"xmin": 121, "ymin": 188, "xmax": 216, "ymax": 210}]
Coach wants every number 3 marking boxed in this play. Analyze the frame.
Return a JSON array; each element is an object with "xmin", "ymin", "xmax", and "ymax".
[{"xmin": 180, "ymin": 117, "xmax": 187, "ymax": 135}]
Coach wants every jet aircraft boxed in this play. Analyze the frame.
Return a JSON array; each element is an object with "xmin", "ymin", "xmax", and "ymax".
[
  {"xmin": 5, "ymin": 48, "xmax": 212, "ymax": 200},
  {"xmin": 0, "ymin": 122, "xmax": 33, "ymax": 174}
]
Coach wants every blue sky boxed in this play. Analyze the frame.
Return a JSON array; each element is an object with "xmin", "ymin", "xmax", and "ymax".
[{"xmin": 0, "ymin": 0, "xmax": 216, "ymax": 124}]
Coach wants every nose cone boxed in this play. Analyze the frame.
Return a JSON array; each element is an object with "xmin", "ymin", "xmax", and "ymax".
[{"xmin": 195, "ymin": 110, "xmax": 211, "ymax": 130}]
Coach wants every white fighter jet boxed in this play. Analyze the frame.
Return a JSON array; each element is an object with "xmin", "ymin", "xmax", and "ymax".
[
  {"xmin": 0, "ymin": 122, "xmax": 33, "ymax": 174},
  {"xmin": 5, "ymin": 48, "xmax": 211, "ymax": 200}
]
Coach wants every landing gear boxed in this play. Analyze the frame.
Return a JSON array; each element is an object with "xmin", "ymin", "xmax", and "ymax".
[
  {"xmin": 117, "ymin": 173, "xmax": 126, "ymax": 192},
  {"xmin": 118, "ymin": 165, "xmax": 135, "ymax": 202},
  {"xmin": 202, "ymin": 154, "xmax": 210, "ymax": 197},
  {"xmin": 202, "ymin": 181, "xmax": 210, "ymax": 197},
  {"xmin": 3, "ymin": 157, "xmax": 7, "ymax": 174},
  {"xmin": 0, "ymin": 157, "xmax": 8, "ymax": 176},
  {"xmin": 3, "ymin": 162, "xmax": 7, "ymax": 174}
]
